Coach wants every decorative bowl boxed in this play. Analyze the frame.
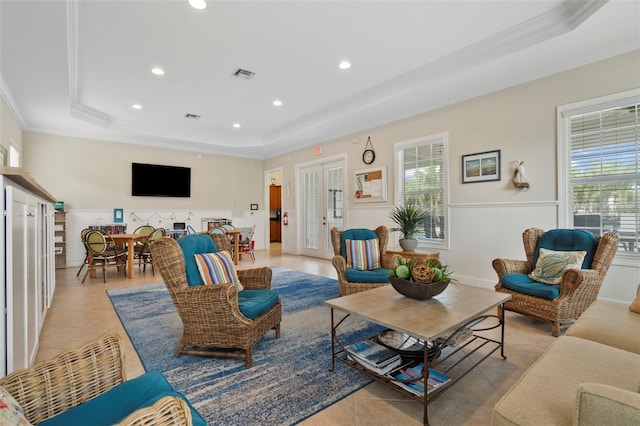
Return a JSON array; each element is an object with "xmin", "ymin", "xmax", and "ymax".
[{"xmin": 389, "ymin": 276, "xmax": 449, "ymax": 300}]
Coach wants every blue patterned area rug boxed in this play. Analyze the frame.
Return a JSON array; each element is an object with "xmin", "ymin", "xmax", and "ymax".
[{"xmin": 107, "ymin": 267, "xmax": 384, "ymax": 425}]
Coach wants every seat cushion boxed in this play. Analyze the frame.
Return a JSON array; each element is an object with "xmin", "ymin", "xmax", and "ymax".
[
  {"xmin": 238, "ymin": 289, "xmax": 279, "ymax": 319},
  {"xmin": 566, "ymin": 299, "xmax": 640, "ymax": 355},
  {"xmin": 39, "ymin": 371, "xmax": 206, "ymax": 426},
  {"xmin": 502, "ymin": 273, "xmax": 560, "ymax": 300},
  {"xmin": 345, "ymin": 267, "xmax": 391, "ymax": 283},
  {"xmin": 531, "ymin": 229, "xmax": 598, "ymax": 270},
  {"xmin": 493, "ymin": 336, "xmax": 640, "ymax": 426},
  {"xmin": 177, "ymin": 234, "xmax": 218, "ymax": 285}
]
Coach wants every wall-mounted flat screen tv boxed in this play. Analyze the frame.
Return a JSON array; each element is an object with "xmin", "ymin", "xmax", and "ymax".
[{"xmin": 132, "ymin": 162, "xmax": 191, "ymax": 197}]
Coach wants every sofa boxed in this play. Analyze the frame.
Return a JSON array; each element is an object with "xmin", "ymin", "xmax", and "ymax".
[
  {"xmin": 0, "ymin": 333, "xmax": 205, "ymax": 426},
  {"xmin": 492, "ymin": 284, "xmax": 640, "ymax": 425}
]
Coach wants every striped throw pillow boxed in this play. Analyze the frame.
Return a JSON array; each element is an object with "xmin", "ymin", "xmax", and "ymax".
[
  {"xmin": 345, "ymin": 238, "xmax": 381, "ymax": 271},
  {"xmin": 194, "ymin": 251, "xmax": 244, "ymax": 290}
]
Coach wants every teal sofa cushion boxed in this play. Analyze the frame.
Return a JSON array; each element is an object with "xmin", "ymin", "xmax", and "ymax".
[
  {"xmin": 177, "ymin": 234, "xmax": 218, "ymax": 286},
  {"xmin": 39, "ymin": 371, "xmax": 206, "ymax": 426},
  {"xmin": 345, "ymin": 267, "xmax": 391, "ymax": 283},
  {"xmin": 340, "ymin": 228, "xmax": 378, "ymax": 257},
  {"xmin": 238, "ymin": 289, "xmax": 279, "ymax": 319},
  {"xmin": 531, "ymin": 229, "xmax": 598, "ymax": 271},
  {"xmin": 502, "ymin": 273, "xmax": 560, "ymax": 300}
]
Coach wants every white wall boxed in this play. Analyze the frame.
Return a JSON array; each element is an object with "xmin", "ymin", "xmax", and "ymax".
[
  {"xmin": 21, "ymin": 132, "xmax": 268, "ymax": 259},
  {"xmin": 264, "ymin": 50, "xmax": 640, "ymax": 302}
]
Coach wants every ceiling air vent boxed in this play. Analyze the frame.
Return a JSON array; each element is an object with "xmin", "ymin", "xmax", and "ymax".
[
  {"xmin": 233, "ymin": 68, "xmax": 255, "ymax": 80},
  {"xmin": 185, "ymin": 113, "xmax": 201, "ymax": 119}
]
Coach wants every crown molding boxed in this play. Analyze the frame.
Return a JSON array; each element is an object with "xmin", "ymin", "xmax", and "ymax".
[
  {"xmin": 66, "ymin": 0, "xmax": 112, "ymax": 128},
  {"xmin": 0, "ymin": 73, "xmax": 26, "ymax": 129}
]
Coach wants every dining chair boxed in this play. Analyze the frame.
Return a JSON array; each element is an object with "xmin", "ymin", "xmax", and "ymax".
[
  {"xmin": 75, "ymin": 227, "xmax": 93, "ymax": 277},
  {"xmin": 136, "ymin": 227, "xmax": 166, "ymax": 275},
  {"xmin": 81, "ymin": 230, "xmax": 128, "ymax": 283},
  {"xmin": 239, "ymin": 225, "xmax": 256, "ymax": 262}
]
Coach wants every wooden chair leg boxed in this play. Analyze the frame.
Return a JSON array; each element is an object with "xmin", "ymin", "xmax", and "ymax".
[
  {"xmin": 551, "ymin": 321, "xmax": 560, "ymax": 337},
  {"xmin": 245, "ymin": 349, "xmax": 253, "ymax": 369}
]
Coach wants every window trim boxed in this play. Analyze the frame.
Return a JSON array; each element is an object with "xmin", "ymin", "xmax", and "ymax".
[
  {"xmin": 394, "ymin": 132, "xmax": 449, "ymax": 250},
  {"xmin": 557, "ymin": 88, "xmax": 640, "ymax": 266}
]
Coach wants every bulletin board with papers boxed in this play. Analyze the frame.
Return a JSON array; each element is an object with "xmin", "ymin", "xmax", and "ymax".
[{"xmin": 353, "ymin": 167, "xmax": 387, "ymax": 203}]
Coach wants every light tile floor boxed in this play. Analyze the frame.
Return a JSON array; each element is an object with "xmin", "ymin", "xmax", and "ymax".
[{"xmin": 38, "ymin": 244, "xmax": 558, "ymax": 425}]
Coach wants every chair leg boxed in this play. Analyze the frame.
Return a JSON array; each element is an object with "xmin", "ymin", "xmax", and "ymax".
[
  {"xmin": 76, "ymin": 256, "xmax": 87, "ymax": 277},
  {"xmin": 245, "ymin": 348, "xmax": 253, "ymax": 369},
  {"xmin": 551, "ymin": 321, "xmax": 560, "ymax": 337}
]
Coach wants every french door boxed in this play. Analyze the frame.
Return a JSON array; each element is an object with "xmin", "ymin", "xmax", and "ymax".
[{"xmin": 300, "ymin": 160, "xmax": 344, "ymax": 259}]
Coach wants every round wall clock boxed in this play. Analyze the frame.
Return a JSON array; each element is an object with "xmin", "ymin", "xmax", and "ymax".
[{"xmin": 362, "ymin": 136, "xmax": 376, "ymax": 164}]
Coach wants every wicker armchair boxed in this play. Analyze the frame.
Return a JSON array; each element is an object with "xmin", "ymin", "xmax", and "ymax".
[
  {"xmin": 0, "ymin": 333, "xmax": 193, "ymax": 425},
  {"xmin": 149, "ymin": 234, "xmax": 281, "ymax": 368},
  {"xmin": 493, "ymin": 228, "xmax": 619, "ymax": 336},
  {"xmin": 330, "ymin": 226, "xmax": 399, "ymax": 296}
]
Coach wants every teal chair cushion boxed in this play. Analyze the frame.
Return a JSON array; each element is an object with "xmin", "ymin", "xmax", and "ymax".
[
  {"xmin": 340, "ymin": 228, "xmax": 379, "ymax": 257},
  {"xmin": 238, "ymin": 289, "xmax": 279, "ymax": 319},
  {"xmin": 39, "ymin": 371, "xmax": 206, "ymax": 426},
  {"xmin": 502, "ymin": 273, "xmax": 560, "ymax": 300},
  {"xmin": 531, "ymin": 229, "xmax": 598, "ymax": 271},
  {"xmin": 177, "ymin": 234, "xmax": 218, "ymax": 286},
  {"xmin": 345, "ymin": 267, "xmax": 391, "ymax": 283}
]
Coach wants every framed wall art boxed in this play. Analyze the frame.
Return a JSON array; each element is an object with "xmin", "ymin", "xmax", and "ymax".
[
  {"xmin": 353, "ymin": 166, "xmax": 387, "ymax": 203},
  {"xmin": 462, "ymin": 149, "xmax": 501, "ymax": 183}
]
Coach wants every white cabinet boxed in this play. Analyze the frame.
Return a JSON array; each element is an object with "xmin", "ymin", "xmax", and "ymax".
[{"xmin": 1, "ymin": 168, "xmax": 56, "ymax": 377}]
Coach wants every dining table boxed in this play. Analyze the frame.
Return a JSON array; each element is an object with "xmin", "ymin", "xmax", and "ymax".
[{"xmin": 109, "ymin": 233, "xmax": 148, "ymax": 278}]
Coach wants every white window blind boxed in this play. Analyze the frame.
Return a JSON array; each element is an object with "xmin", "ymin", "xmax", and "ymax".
[
  {"xmin": 397, "ymin": 135, "xmax": 447, "ymax": 242},
  {"xmin": 569, "ymin": 103, "xmax": 639, "ymax": 253}
]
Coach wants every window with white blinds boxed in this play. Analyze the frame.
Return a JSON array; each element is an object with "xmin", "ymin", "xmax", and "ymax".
[
  {"xmin": 567, "ymin": 102, "xmax": 639, "ymax": 254},
  {"xmin": 395, "ymin": 133, "xmax": 448, "ymax": 243}
]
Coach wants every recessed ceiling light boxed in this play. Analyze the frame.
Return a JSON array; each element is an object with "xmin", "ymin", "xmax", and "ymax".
[
  {"xmin": 233, "ymin": 123, "xmax": 241, "ymax": 128},
  {"xmin": 273, "ymin": 100, "xmax": 283, "ymax": 106},
  {"xmin": 188, "ymin": 0, "xmax": 206, "ymax": 10},
  {"xmin": 151, "ymin": 67, "xmax": 165, "ymax": 76},
  {"xmin": 132, "ymin": 104, "xmax": 142, "ymax": 110},
  {"xmin": 338, "ymin": 61, "xmax": 351, "ymax": 70}
]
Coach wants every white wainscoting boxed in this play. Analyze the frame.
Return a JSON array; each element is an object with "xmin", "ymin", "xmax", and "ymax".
[
  {"xmin": 64, "ymin": 209, "xmax": 265, "ymax": 267},
  {"xmin": 344, "ymin": 201, "xmax": 639, "ymax": 303}
]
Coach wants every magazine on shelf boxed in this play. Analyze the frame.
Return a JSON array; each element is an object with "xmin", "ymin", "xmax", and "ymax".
[
  {"xmin": 386, "ymin": 361, "xmax": 451, "ymax": 397},
  {"xmin": 345, "ymin": 339, "xmax": 401, "ymax": 374}
]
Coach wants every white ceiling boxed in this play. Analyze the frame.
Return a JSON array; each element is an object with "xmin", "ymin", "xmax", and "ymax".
[{"xmin": 1, "ymin": 0, "xmax": 639, "ymax": 159}]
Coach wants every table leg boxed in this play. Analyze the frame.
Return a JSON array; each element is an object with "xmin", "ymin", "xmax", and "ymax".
[{"xmin": 127, "ymin": 238, "xmax": 135, "ymax": 278}]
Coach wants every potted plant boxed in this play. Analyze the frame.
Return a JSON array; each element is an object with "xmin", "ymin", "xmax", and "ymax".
[
  {"xmin": 389, "ymin": 204, "xmax": 430, "ymax": 252},
  {"xmin": 388, "ymin": 257, "xmax": 454, "ymax": 300}
]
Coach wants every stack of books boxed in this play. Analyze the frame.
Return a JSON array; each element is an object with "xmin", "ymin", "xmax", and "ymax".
[
  {"xmin": 386, "ymin": 361, "xmax": 451, "ymax": 396},
  {"xmin": 344, "ymin": 339, "xmax": 402, "ymax": 375}
]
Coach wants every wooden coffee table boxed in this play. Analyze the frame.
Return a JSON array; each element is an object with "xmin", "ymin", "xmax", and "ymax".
[{"xmin": 325, "ymin": 284, "xmax": 511, "ymax": 425}]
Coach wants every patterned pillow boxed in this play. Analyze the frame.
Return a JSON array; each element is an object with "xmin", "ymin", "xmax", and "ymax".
[
  {"xmin": 0, "ymin": 386, "xmax": 32, "ymax": 426},
  {"xmin": 345, "ymin": 238, "xmax": 381, "ymax": 271},
  {"xmin": 194, "ymin": 251, "xmax": 244, "ymax": 290},
  {"xmin": 529, "ymin": 248, "xmax": 587, "ymax": 284}
]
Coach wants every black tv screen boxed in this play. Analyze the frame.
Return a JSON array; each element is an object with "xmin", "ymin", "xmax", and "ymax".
[{"xmin": 132, "ymin": 163, "xmax": 191, "ymax": 197}]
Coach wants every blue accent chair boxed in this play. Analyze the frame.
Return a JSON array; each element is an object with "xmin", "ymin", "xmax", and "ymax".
[
  {"xmin": 149, "ymin": 233, "xmax": 281, "ymax": 368},
  {"xmin": 493, "ymin": 228, "xmax": 619, "ymax": 336},
  {"xmin": 330, "ymin": 226, "xmax": 400, "ymax": 296}
]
